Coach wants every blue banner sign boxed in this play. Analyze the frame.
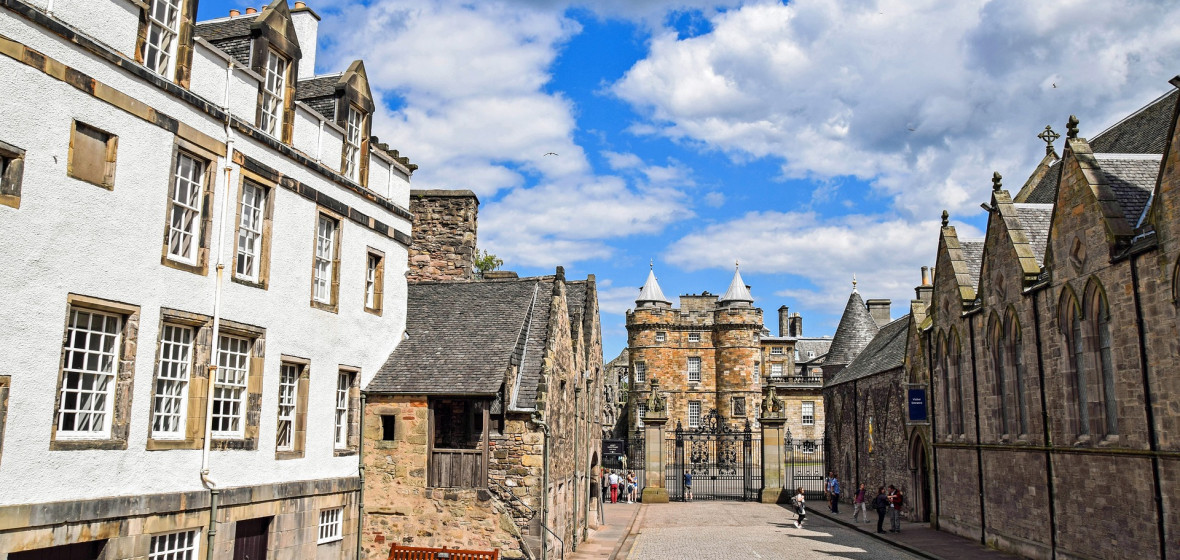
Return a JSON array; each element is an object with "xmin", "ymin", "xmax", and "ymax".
[{"xmin": 908, "ymin": 389, "xmax": 928, "ymax": 422}]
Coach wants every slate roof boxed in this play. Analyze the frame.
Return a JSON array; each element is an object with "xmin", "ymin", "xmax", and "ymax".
[
  {"xmin": 720, "ymin": 268, "xmax": 754, "ymax": 304},
  {"xmin": 636, "ymin": 268, "xmax": 670, "ymax": 305},
  {"xmin": 193, "ymin": 15, "xmax": 256, "ymax": 42},
  {"xmin": 1014, "ymin": 204, "xmax": 1053, "ymax": 265},
  {"xmin": 1025, "ymin": 163, "xmax": 1061, "ymax": 204},
  {"xmin": 296, "ymin": 75, "xmax": 340, "ymax": 100},
  {"xmin": 366, "ymin": 278, "xmax": 551, "ymax": 404},
  {"xmin": 1094, "ymin": 154, "xmax": 1162, "ymax": 227},
  {"xmin": 959, "ymin": 240, "xmax": 985, "ymax": 289},
  {"xmin": 566, "ymin": 281, "xmax": 587, "ymax": 329},
  {"xmin": 827, "ymin": 315, "xmax": 910, "ymax": 387},
  {"xmin": 795, "ymin": 338, "xmax": 833, "ymax": 363},
  {"xmin": 825, "ymin": 291, "xmax": 879, "ymax": 366}
]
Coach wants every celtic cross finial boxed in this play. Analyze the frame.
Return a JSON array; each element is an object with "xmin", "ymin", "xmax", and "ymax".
[{"xmin": 1037, "ymin": 125, "xmax": 1060, "ymax": 154}]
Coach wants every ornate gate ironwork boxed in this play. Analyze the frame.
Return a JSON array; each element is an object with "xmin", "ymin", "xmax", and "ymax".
[
  {"xmin": 784, "ymin": 429, "xmax": 826, "ymax": 500},
  {"xmin": 666, "ymin": 410, "xmax": 759, "ymax": 501}
]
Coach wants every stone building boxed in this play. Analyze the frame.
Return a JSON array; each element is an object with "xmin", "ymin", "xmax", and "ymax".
[
  {"xmin": 361, "ymin": 191, "xmax": 604, "ymax": 559},
  {"xmin": 0, "ymin": 0, "xmax": 414, "ymax": 558},
  {"xmin": 762, "ymin": 308, "xmax": 826, "ymax": 445},
  {"xmin": 626, "ymin": 267, "xmax": 764, "ymax": 433},
  {"xmin": 825, "ymin": 83, "xmax": 1180, "ymax": 559}
]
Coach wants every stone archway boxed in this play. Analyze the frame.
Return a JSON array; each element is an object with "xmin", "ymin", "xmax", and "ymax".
[{"xmin": 908, "ymin": 431, "xmax": 932, "ymax": 523}]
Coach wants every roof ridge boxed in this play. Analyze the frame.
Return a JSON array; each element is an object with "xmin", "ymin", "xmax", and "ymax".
[{"xmin": 1092, "ymin": 88, "xmax": 1177, "ymax": 142}]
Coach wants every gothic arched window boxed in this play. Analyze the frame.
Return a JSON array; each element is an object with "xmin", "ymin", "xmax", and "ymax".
[
  {"xmin": 1005, "ymin": 311, "xmax": 1027, "ymax": 436},
  {"xmin": 1084, "ymin": 281, "xmax": 1117, "ymax": 437}
]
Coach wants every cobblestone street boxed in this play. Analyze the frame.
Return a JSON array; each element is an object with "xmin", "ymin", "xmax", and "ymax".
[{"xmin": 626, "ymin": 502, "xmax": 922, "ymax": 560}]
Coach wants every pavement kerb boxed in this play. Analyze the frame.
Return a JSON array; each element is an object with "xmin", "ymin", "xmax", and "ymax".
[
  {"xmin": 805, "ymin": 508, "xmax": 943, "ymax": 560},
  {"xmin": 608, "ymin": 503, "xmax": 644, "ymax": 560}
]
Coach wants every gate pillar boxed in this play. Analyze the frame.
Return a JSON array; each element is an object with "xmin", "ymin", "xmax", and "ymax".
[
  {"xmin": 759, "ymin": 388, "xmax": 788, "ymax": 504},
  {"xmin": 641, "ymin": 380, "xmax": 670, "ymax": 503}
]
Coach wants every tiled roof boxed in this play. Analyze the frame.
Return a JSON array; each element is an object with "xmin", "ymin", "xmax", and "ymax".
[
  {"xmin": 1094, "ymin": 154, "xmax": 1162, "ymax": 227},
  {"xmin": 296, "ymin": 75, "xmax": 339, "ymax": 100},
  {"xmin": 825, "ymin": 291, "xmax": 879, "ymax": 366},
  {"xmin": 795, "ymin": 338, "xmax": 833, "ymax": 363},
  {"xmin": 1025, "ymin": 162, "xmax": 1061, "ymax": 204},
  {"xmin": 1014, "ymin": 204, "xmax": 1053, "ymax": 265},
  {"xmin": 827, "ymin": 316, "xmax": 910, "ymax": 387},
  {"xmin": 960, "ymin": 240, "xmax": 985, "ymax": 289},
  {"xmin": 514, "ymin": 278, "xmax": 553, "ymax": 409},
  {"xmin": 193, "ymin": 15, "xmax": 256, "ymax": 42},
  {"xmin": 366, "ymin": 278, "xmax": 549, "ymax": 400},
  {"xmin": 567, "ymin": 281, "xmax": 587, "ymax": 330}
]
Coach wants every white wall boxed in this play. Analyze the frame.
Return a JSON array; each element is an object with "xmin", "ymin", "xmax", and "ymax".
[{"xmin": 0, "ymin": 6, "xmax": 410, "ymax": 505}]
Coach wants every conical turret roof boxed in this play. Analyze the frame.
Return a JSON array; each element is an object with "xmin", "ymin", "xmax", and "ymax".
[
  {"xmin": 719, "ymin": 264, "xmax": 754, "ymax": 304},
  {"xmin": 825, "ymin": 280, "xmax": 879, "ymax": 366},
  {"xmin": 636, "ymin": 266, "xmax": 670, "ymax": 306}
]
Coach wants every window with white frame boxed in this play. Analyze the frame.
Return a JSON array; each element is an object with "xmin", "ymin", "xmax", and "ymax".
[
  {"xmin": 211, "ymin": 335, "xmax": 250, "ymax": 437},
  {"xmin": 342, "ymin": 106, "xmax": 363, "ymax": 181},
  {"xmin": 364, "ymin": 250, "xmax": 384, "ymax": 313},
  {"xmin": 259, "ymin": 49, "xmax": 287, "ymax": 137},
  {"xmin": 688, "ymin": 400, "xmax": 701, "ymax": 428},
  {"xmin": 313, "ymin": 214, "xmax": 338, "ymax": 304},
  {"xmin": 687, "ymin": 356, "xmax": 701, "ymax": 382},
  {"xmin": 770, "ymin": 363, "xmax": 784, "ymax": 378},
  {"xmin": 334, "ymin": 372, "xmax": 352, "ymax": 448},
  {"xmin": 58, "ymin": 309, "xmax": 121, "ymax": 438},
  {"xmin": 637, "ymin": 402, "xmax": 647, "ymax": 428},
  {"xmin": 143, "ymin": 0, "xmax": 182, "ymax": 78},
  {"xmin": 318, "ymin": 507, "xmax": 343, "ymax": 543},
  {"xmin": 234, "ymin": 182, "xmax": 265, "ymax": 282},
  {"xmin": 655, "ymin": 331, "xmax": 666, "ymax": 343},
  {"xmin": 150, "ymin": 529, "xmax": 199, "ymax": 560},
  {"xmin": 634, "ymin": 361, "xmax": 646, "ymax": 384},
  {"xmin": 688, "ymin": 332, "xmax": 701, "ymax": 343},
  {"xmin": 166, "ymin": 153, "xmax": 206, "ymax": 265},
  {"xmin": 276, "ymin": 363, "xmax": 298, "ymax": 451},
  {"xmin": 802, "ymin": 401, "xmax": 815, "ymax": 426},
  {"xmin": 771, "ymin": 346, "xmax": 783, "ymax": 355},
  {"xmin": 152, "ymin": 324, "xmax": 194, "ymax": 439}
]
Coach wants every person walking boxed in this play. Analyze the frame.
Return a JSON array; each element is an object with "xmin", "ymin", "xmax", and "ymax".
[
  {"xmin": 608, "ymin": 470, "xmax": 621, "ymax": 504},
  {"xmin": 888, "ymin": 484, "xmax": 904, "ymax": 533},
  {"xmin": 829, "ymin": 475, "xmax": 841, "ymax": 514},
  {"xmin": 626, "ymin": 471, "xmax": 637, "ymax": 503},
  {"xmin": 824, "ymin": 472, "xmax": 833, "ymax": 512},
  {"xmin": 872, "ymin": 486, "xmax": 889, "ymax": 534},
  {"xmin": 792, "ymin": 487, "xmax": 807, "ymax": 529},
  {"xmin": 853, "ymin": 482, "xmax": 868, "ymax": 523},
  {"xmin": 683, "ymin": 471, "xmax": 694, "ymax": 502}
]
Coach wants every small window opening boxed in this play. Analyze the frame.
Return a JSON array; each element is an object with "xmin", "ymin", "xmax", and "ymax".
[{"xmin": 381, "ymin": 415, "xmax": 396, "ymax": 441}]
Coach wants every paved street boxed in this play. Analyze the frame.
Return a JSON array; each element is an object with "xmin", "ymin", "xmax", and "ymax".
[{"xmin": 626, "ymin": 502, "xmax": 923, "ymax": 560}]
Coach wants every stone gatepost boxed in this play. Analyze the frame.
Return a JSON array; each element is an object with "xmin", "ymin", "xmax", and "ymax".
[
  {"xmin": 759, "ymin": 387, "xmax": 788, "ymax": 504},
  {"xmin": 640, "ymin": 379, "xmax": 670, "ymax": 503}
]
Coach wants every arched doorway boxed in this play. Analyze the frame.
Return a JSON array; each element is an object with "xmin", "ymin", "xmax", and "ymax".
[{"xmin": 909, "ymin": 432, "xmax": 932, "ymax": 523}]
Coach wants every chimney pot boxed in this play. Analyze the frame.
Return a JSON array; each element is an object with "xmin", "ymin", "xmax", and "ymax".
[
  {"xmin": 229, "ymin": 8, "xmax": 240, "ymax": 15},
  {"xmin": 778, "ymin": 306, "xmax": 789, "ymax": 337},
  {"xmin": 245, "ymin": 6, "xmax": 257, "ymax": 13},
  {"xmin": 921, "ymin": 266, "xmax": 931, "ymax": 286},
  {"xmin": 294, "ymin": 1, "xmax": 306, "ymax": 7}
]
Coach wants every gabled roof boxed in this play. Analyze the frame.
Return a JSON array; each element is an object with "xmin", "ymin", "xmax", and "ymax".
[
  {"xmin": 366, "ymin": 278, "xmax": 552, "ymax": 405},
  {"xmin": 1092, "ymin": 154, "xmax": 1162, "ymax": 228},
  {"xmin": 960, "ymin": 240, "xmax": 985, "ymax": 289},
  {"xmin": 719, "ymin": 267, "xmax": 754, "ymax": 304},
  {"xmin": 825, "ymin": 289, "xmax": 879, "ymax": 366},
  {"xmin": 296, "ymin": 74, "xmax": 341, "ymax": 100},
  {"xmin": 827, "ymin": 315, "xmax": 910, "ymax": 387},
  {"xmin": 1014, "ymin": 204, "xmax": 1053, "ymax": 265},
  {"xmin": 795, "ymin": 338, "xmax": 833, "ymax": 364},
  {"xmin": 193, "ymin": 14, "xmax": 256, "ymax": 41}
]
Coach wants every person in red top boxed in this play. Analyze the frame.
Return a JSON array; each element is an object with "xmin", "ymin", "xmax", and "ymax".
[{"xmin": 887, "ymin": 484, "xmax": 904, "ymax": 532}]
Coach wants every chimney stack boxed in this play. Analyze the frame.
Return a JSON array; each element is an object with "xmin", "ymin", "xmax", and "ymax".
[
  {"xmin": 229, "ymin": 8, "xmax": 240, "ymax": 15},
  {"xmin": 778, "ymin": 306, "xmax": 789, "ymax": 337},
  {"xmin": 915, "ymin": 266, "xmax": 934, "ymax": 305},
  {"xmin": 789, "ymin": 312, "xmax": 803, "ymax": 337},
  {"xmin": 866, "ymin": 299, "xmax": 891, "ymax": 327},
  {"xmin": 244, "ymin": 7, "xmax": 257, "ymax": 14},
  {"xmin": 290, "ymin": 2, "xmax": 320, "ymax": 78}
]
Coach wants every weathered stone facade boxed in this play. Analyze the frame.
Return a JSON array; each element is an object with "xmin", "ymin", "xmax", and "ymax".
[{"xmin": 406, "ymin": 189, "xmax": 478, "ymax": 283}]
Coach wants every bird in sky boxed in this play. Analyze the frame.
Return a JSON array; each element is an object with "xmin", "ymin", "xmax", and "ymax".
[{"xmin": 544, "ymin": 152, "xmax": 558, "ymax": 156}]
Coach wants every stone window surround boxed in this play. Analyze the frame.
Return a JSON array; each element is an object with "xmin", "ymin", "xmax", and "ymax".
[
  {"xmin": 133, "ymin": 0, "xmax": 198, "ymax": 88},
  {"xmin": 50, "ymin": 294, "xmax": 140, "ymax": 451},
  {"xmin": 655, "ymin": 331, "xmax": 666, "ymax": 343},
  {"xmin": 230, "ymin": 169, "xmax": 277, "ymax": 290},
  {"xmin": 0, "ymin": 138, "xmax": 26, "ymax": 209},
  {"xmin": 333, "ymin": 367, "xmax": 360, "ymax": 457},
  {"xmin": 275, "ymin": 355, "xmax": 310, "ymax": 460},
  {"xmin": 687, "ymin": 400, "xmax": 701, "ymax": 428},
  {"xmin": 686, "ymin": 355, "xmax": 702, "ymax": 383},
  {"xmin": 159, "ymin": 139, "xmax": 219, "ymax": 277},
  {"xmin": 148, "ymin": 527, "xmax": 201, "ymax": 560},
  {"xmin": 145, "ymin": 308, "xmax": 265, "ymax": 451},
  {"xmin": 67, "ymin": 119, "xmax": 118, "ymax": 190},
  {"xmin": 248, "ymin": 23, "xmax": 301, "ymax": 145},
  {"xmin": 363, "ymin": 247, "xmax": 385, "ymax": 316},
  {"xmin": 310, "ymin": 208, "xmax": 343, "ymax": 314}
]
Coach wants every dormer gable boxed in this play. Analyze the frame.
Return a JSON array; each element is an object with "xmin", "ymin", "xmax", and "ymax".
[
  {"xmin": 932, "ymin": 212, "xmax": 983, "ymax": 319},
  {"xmin": 978, "ymin": 175, "xmax": 1044, "ymax": 299}
]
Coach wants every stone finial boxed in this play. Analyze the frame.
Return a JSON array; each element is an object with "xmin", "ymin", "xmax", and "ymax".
[
  {"xmin": 852, "ymin": 274, "xmax": 858, "ymax": 293},
  {"xmin": 992, "ymin": 171, "xmax": 1002, "ymax": 192},
  {"xmin": 760, "ymin": 386, "xmax": 785, "ymax": 417},
  {"xmin": 1067, "ymin": 115, "xmax": 1079, "ymax": 139},
  {"xmin": 1038, "ymin": 125, "xmax": 1060, "ymax": 154},
  {"xmin": 941, "ymin": 210, "xmax": 949, "ymax": 227}
]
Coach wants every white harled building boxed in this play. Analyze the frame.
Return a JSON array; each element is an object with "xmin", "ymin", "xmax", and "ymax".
[{"xmin": 0, "ymin": 0, "xmax": 413, "ymax": 558}]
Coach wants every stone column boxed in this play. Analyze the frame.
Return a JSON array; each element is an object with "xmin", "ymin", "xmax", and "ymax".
[
  {"xmin": 760, "ymin": 414, "xmax": 787, "ymax": 503},
  {"xmin": 641, "ymin": 412, "xmax": 669, "ymax": 503}
]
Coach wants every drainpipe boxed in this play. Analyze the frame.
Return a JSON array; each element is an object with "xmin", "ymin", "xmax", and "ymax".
[
  {"xmin": 1030, "ymin": 289, "xmax": 1057, "ymax": 559},
  {"xmin": 357, "ymin": 393, "xmax": 367, "ymax": 560},
  {"xmin": 1130, "ymin": 257, "xmax": 1167, "ymax": 560},
  {"xmin": 531, "ymin": 413, "xmax": 551, "ymax": 560},
  {"xmin": 202, "ymin": 56, "xmax": 237, "ymax": 560},
  {"xmin": 926, "ymin": 328, "xmax": 940, "ymax": 529},
  {"xmin": 583, "ymin": 376, "xmax": 591, "ymax": 542},
  {"xmin": 572, "ymin": 385, "xmax": 580, "ymax": 552},
  {"xmin": 967, "ymin": 313, "xmax": 986, "ymax": 546}
]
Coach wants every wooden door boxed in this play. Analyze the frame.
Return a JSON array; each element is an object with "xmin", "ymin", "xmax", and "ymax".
[{"xmin": 233, "ymin": 517, "xmax": 271, "ymax": 560}]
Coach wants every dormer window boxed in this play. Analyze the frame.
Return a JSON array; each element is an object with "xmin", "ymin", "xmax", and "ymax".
[
  {"xmin": 260, "ymin": 49, "xmax": 288, "ymax": 137},
  {"xmin": 144, "ymin": 0, "xmax": 182, "ymax": 77},
  {"xmin": 342, "ymin": 105, "xmax": 364, "ymax": 181}
]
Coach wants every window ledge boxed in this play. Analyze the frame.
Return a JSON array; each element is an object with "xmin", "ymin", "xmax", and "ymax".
[
  {"xmin": 161, "ymin": 254, "xmax": 209, "ymax": 276},
  {"xmin": 317, "ymin": 537, "xmax": 343, "ymax": 545},
  {"xmin": 334, "ymin": 448, "xmax": 358, "ymax": 457},
  {"xmin": 231, "ymin": 275, "xmax": 268, "ymax": 290},
  {"xmin": 311, "ymin": 300, "xmax": 339, "ymax": 314}
]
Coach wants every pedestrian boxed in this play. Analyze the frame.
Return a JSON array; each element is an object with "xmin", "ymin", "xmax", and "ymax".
[
  {"xmin": 824, "ymin": 472, "xmax": 833, "ymax": 511},
  {"xmin": 601, "ymin": 471, "xmax": 609, "ymax": 502},
  {"xmin": 792, "ymin": 486, "xmax": 806, "ymax": 529},
  {"xmin": 853, "ymin": 482, "xmax": 868, "ymax": 523},
  {"xmin": 872, "ymin": 486, "xmax": 889, "ymax": 534},
  {"xmin": 626, "ymin": 471, "xmax": 637, "ymax": 503},
  {"xmin": 608, "ymin": 470, "xmax": 621, "ymax": 504},
  {"xmin": 829, "ymin": 474, "xmax": 841, "ymax": 514},
  {"xmin": 888, "ymin": 484, "xmax": 904, "ymax": 533},
  {"xmin": 683, "ymin": 471, "xmax": 693, "ymax": 502}
]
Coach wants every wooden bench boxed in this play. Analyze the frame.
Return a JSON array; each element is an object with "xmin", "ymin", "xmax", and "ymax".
[{"xmin": 387, "ymin": 543, "xmax": 500, "ymax": 560}]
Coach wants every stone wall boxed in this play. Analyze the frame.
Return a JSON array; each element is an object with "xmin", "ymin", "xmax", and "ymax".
[
  {"xmin": 407, "ymin": 190, "xmax": 478, "ymax": 283},
  {"xmin": 823, "ymin": 368, "xmax": 909, "ymax": 508}
]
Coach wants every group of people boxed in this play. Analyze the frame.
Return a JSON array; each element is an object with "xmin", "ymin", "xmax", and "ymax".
[
  {"xmin": 603, "ymin": 470, "xmax": 638, "ymax": 503},
  {"xmin": 791, "ymin": 472, "xmax": 904, "ymax": 534}
]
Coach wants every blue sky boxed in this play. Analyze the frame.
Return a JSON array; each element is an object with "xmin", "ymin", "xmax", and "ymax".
[{"xmin": 199, "ymin": 0, "xmax": 1180, "ymax": 359}]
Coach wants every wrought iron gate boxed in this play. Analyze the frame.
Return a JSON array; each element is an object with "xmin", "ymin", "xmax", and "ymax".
[
  {"xmin": 666, "ymin": 410, "xmax": 760, "ymax": 501},
  {"xmin": 785, "ymin": 430, "xmax": 826, "ymax": 500}
]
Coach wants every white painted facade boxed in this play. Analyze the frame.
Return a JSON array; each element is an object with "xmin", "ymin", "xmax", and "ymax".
[{"xmin": 0, "ymin": 0, "xmax": 409, "ymax": 517}]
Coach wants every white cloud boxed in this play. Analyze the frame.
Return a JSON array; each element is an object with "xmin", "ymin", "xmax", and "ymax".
[{"xmin": 703, "ymin": 191, "xmax": 725, "ymax": 207}]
